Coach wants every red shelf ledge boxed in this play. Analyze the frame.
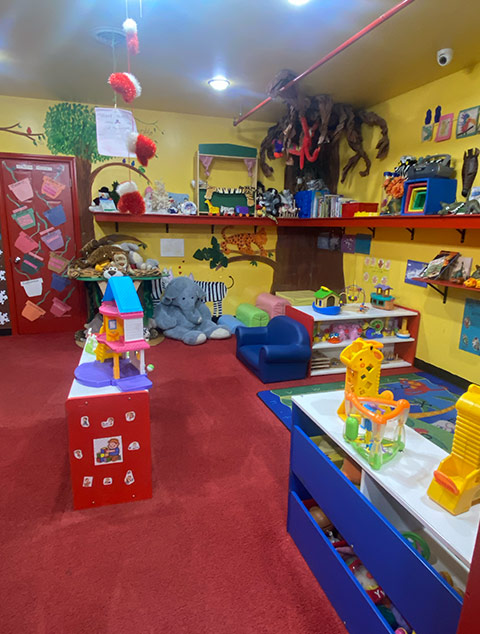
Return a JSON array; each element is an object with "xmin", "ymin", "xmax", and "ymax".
[
  {"xmin": 412, "ymin": 277, "xmax": 480, "ymax": 304},
  {"xmin": 91, "ymin": 212, "xmax": 480, "ymax": 229}
]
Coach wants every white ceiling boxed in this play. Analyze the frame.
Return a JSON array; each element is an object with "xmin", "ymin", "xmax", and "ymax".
[{"xmin": 0, "ymin": 0, "xmax": 479, "ymax": 121}]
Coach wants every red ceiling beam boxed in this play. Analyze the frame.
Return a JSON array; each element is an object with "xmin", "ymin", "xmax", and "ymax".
[{"xmin": 233, "ymin": 0, "xmax": 416, "ymax": 126}]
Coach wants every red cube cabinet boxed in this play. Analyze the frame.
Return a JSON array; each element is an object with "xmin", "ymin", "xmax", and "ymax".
[{"xmin": 66, "ymin": 351, "xmax": 152, "ymax": 510}]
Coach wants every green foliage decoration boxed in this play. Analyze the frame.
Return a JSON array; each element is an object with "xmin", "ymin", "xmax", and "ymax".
[
  {"xmin": 193, "ymin": 237, "xmax": 229, "ymax": 269},
  {"xmin": 43, "ymin": 103, "xmax": 109, "ymax": 163}
]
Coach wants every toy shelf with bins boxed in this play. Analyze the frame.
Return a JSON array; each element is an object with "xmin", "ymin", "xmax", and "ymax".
[
  {"xmin": 288, "ymin": 390, "xmax": 479, "ymax": 634},
  {"xmin": 285, "ymin": 304, "xmax": 419, "ymax": 377}
]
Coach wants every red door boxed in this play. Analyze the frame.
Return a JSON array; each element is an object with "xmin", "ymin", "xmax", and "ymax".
[{"xmin": 0, "ymin": 153, "xmax": 85, "ymax": 334}]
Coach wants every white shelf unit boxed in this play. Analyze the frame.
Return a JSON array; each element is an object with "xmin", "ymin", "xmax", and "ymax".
[
  {"xmin": 292, "ymin": 391, "xmax": 479, "ymax": 571},
  {"xmin": 286, "ymin": 303, "xmax": 420, "ymax": 378}
]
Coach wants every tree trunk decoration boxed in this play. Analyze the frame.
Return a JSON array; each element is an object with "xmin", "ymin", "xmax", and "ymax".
[
  {"xmin": 260, "ymin": 74, "xmax": 389, "ymax": 192},
  {"xmin": 43, "ymin": 103, "xmax": 151, "ymax": 245}
]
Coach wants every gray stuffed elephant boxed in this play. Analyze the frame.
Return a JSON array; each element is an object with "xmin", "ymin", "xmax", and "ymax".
[{"xmin": 154, "ymin": 276, "xmax": 231, "ymax": 345}]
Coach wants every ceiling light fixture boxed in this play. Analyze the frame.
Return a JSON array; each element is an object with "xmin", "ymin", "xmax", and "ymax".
[
  {"xmin": 208, "ymin": 76, "xmax": 230, "ymax": 91},
  {"xmin": 288, "ymin": 0, "xmax": 311, "ymax": 5}
]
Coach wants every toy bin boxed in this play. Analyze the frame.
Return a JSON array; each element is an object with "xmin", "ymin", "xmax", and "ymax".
[
  {"xmin": 236, "ymin": 303, "xmax": 269, "ymax": 327},
  {"xmin": 12, "ymin": 207, "xmax": 36, "ymax": 229},
  {"xmin": 341, "ymin": 202, "xmax": 378, "ymax": 217}
]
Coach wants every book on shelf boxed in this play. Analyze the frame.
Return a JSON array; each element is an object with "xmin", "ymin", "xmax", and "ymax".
[
  {"xmin": 417, "ymin": 251, "xmax": 460, "ymax": 280},
  {"xmin": 442, "ymin": 256, "xmax": 473, "ymax": 282}
]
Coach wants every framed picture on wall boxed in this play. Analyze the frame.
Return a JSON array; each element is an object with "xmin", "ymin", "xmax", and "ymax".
[
  {"xmin": 456, "ymin": 106, "xmax": 479, "ymax": 139},
  {"xmin": 435, "ymin": 113, "xmax": 454, "ymax": 142}
]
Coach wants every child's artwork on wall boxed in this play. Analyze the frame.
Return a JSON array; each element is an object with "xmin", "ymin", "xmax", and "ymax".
[
  {"xmin": 435, "ymin": 113, "xmax": 454, "ymax": 142},
  {"xmin": 94, "ymin": 436, "xmax": 124, "ymax": 465},
  {"xmin": 459, "ymin": 298, "xmax": 480, "ymax": 356},
  {"xmin": 95, "ymin": 107, "xmax": 138, "ymax": 157},
  {"xmin": 362, "ymin": 256, "xmax": 390, "ymax": 288},
  {"xmin": 421, "ymin": 124, "xmax": 434, "ymax": 142},
  {"xmin": 405, "ymin": 260, "xmax": 428, "ymax": 287},
  {"xmin": 456, "ymin": 106, "xmax": 479, "ymax": 139}
]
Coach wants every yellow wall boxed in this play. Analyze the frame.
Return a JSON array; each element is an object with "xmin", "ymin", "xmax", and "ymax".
[
  {"xmin": 0, "ymin": 94, "xmax": 282, "ymax": 314},
  {"xmin": 340, "ymin": 64, "xmax": 480, "ymax": 383}
]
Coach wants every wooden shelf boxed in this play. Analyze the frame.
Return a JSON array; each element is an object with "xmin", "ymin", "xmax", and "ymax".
[
  {"xmin": 92, "ymin": 212, "xmax": 480, "ymax": 230},
  {"xmin": 412, "ymin": 277, "xmax": 480, "ymax": 303}
]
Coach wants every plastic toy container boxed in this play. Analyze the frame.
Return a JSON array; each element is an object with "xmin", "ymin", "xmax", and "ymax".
[{"xmin": 342, "ymin": 202, "xmax": 378, "ymax": 217}]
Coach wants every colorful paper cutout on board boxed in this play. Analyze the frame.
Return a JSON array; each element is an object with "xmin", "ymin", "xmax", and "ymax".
[
  {"xmin": 15, "ymin": 231, "xmax": 39, "ymax": 254},
  {"xmin": 424, "ymin": 109, "xmax": 432, "ymax": 125},
  {"xmin": 355, "ymin": 234, "xmax": 372, "ymax": 255},
  {"xmin": 340, "ymin": 234, "xmax": 356, "ymax": 254},
  {"xmin": 434, "ymin": 105, "xmax": 442, "ymax": 124},
  {"xmin": 435, "ymin": 113, "xmax": 454, "ymax": 142},
  {"xmin": 422, "ymin": 124, "xmax": 434, "ymax": 142},
  {"xmin": 459, "ymin": 298, "xmax": 480, "ymax": 356},
  {"xmin": 44, "ymin": 204, "xmax": 66, "ymax": 227},
  {"xmin": 50, "ymin": 273, "xmax": 71, "ymax": 292},
  {"xmin": 12, "ymin": 207, "xmax": 36, "ymax": 229},
  {"xmin": 21, "ymin": 252, "xmax": 44, "ymax": 275},
  {"xmin": 456, "ymin": 106, "xmax": 479, "ymax": 139},
  {"xmin": 40, "ymin": 227, "xmax": 64, "ymax": 251},
  {"xmin": 8, "ymin": 177, "xmax": 33, "ymax": 202},
  {"xmin": 47, "ymin": 252, "xmax": 69, "ymax": 274},
  {"xmin": 20, "ymin": 278, "xmax": 44, "ymax": 297},
  {"xmin": 405, "ymin": 260, "xmax": 428, "ymax": 287},
  {"xmin": 21, "ymin": 299, "xmax": 46, "ymax": 322},
  {"xmin": 50, "ymin": 296, "xmax": 72, "ymax": 317},
  {"xmin": 41, "ymin": 175, "xmax": 65, "ymax": 199},
  {"xmin": 93, "ymin": 436, "xmax": 124, "ymax": 466}
]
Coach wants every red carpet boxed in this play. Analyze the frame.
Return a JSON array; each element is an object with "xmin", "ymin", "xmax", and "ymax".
[{"xmin": 0, "ymin": 333, "xmax": 346, "ymax": 634}]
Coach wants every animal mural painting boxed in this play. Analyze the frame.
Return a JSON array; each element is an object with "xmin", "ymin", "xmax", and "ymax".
[{"xmin": 220, "ymin": 227, "xmax": 268, "ymax": 257}]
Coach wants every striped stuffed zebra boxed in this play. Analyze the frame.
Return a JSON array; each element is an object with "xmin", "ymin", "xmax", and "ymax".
[{"xmin": 152, "ymin": 271, "xmax": 234, "ymax": 320}]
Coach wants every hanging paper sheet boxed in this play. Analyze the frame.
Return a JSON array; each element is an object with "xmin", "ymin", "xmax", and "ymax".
[{"xmin": 95, "ymin": 107, "xmax": 137, "ymax": 157}]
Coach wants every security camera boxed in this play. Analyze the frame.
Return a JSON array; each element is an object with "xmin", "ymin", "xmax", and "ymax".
[{"xmin": 437, "ymin": 48, "xmax": 453, "ymax": 67}]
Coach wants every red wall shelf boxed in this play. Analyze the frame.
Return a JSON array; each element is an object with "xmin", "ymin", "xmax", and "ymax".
[
  {"xmin": 92, "ymin": 211, "xmax": 480, "ymax": 230},
  {"xmin": 412, "ymin": 278, "xmax": 480, "ymax": 303}
]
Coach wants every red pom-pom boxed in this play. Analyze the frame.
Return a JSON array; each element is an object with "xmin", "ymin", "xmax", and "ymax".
[
  {"xmin": 117, "ymin": 190, "xmax": 145, "ymax": 215},
  {"xmin": 128, "ymin": 132, "xmax": 156, "ymax": 166},
  {"xmin": 108, "ymin": 72, "xmax": 141, "ymax": 103}
]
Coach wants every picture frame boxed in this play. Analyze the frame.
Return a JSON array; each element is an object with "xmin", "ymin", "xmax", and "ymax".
[
  {"xmin": 421, "ymin": 124, "xmax": 433, "ymax": 142},
  {"xmin": 435, "ymin": 113, "xmax": 454, "ymax": 142},
  {"xmin": 456, "ymin": 106, "xmax": 479, "ymax": 138}
]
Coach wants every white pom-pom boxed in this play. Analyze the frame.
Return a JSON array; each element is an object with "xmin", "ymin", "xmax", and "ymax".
[
  {"xmin": 123, "ymin": 18, "xmax": 137, "ymax": 34},
  {"xmin": 125, "ymin": 72, "xmax": 141, "ymax": 98},
  {"xmin": 127, "ymin": 132, "xmax": 139, "ymax": 154},
  {"xmin": 117, "ymin": 181, "xmax": 138, "ymax": 196}
]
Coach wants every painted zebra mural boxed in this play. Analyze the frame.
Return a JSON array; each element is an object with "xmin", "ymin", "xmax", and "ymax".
[{"xmin": 152, "ymin": 270, "xmax": 234, "ymax": 319}]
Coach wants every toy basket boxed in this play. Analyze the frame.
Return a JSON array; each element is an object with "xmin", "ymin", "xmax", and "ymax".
[
  {"xmin": 40, "ymin": 227, "xmax": 64, "ymax": 251},
  {"xmin": 12, "ymin": 207, "xmax": 36, "ymax": 229}
]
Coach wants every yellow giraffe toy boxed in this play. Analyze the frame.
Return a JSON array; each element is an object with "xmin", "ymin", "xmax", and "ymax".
[
  {"xmin": 337, "ymin": 338, "xmax": 393, "ymax": 418},
  {"xmin": 427, "ymin": 384, "xmax": 480, "ymax": 515},
  {"xmin": 205, "ymin": 199, "xmax": 221, "ymax": 216}
]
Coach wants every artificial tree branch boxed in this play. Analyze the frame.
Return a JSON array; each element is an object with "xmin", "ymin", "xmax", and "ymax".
[{"xmin": 216, "ymin": 254, "xmax": 277, "ymax": 270}]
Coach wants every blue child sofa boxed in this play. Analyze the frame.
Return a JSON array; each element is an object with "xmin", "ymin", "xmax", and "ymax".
[{"xmin": 236, "ymin": 315, "xmax": 311, "ymax": 383}]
